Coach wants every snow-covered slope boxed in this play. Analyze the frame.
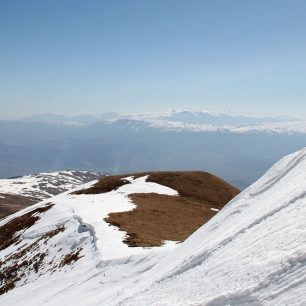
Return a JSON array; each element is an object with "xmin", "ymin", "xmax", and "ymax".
[
  {"xmin": 0, "ymin": 176, "xmax": 183, "ymax": 304},
  {"xmin": 1, "ymin": 149, "xmax": 306, "ymax": 305},
  {"xmin": 0, "ymin": 171, "xmax": 101, "ymax": 200},
  {"xmin": 121, "ymin": 148, "xmax": 306, "ymax": 305}
]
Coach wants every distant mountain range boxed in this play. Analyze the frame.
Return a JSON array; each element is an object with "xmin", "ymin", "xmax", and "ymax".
[
  {"xmin": 18, "ymin": 109, "xmax": 306, "ymax": 133},
  {"xmin": 1, "ymin": 110, "xmax": 306, "ymax": 188}
]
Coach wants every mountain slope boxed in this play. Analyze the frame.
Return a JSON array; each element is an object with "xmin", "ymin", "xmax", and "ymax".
[
  {"xmin": 75, "ymin": 171, "xmax": 239, "ymax": 247},
  {"xmin": 0, "ymin": 171, "xmax": 102, "ymax": 218},
  {"xmin": 0, "ymin": 171, "xmax": 238, "ymax": 304},
  {"xmin": 121, "ymin": 148, "xmax": 306, "ymax": 305},
  {"xmin": 0, "ymin": 149, "xmax": 306, "ymax": 306}
]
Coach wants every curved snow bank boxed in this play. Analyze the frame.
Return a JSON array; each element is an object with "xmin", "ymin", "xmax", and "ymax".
[{"xmin": 120, "ymin": 148, "xmax": 306, "ymax": 305}]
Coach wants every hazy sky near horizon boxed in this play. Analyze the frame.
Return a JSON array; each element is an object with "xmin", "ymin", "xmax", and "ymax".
[{"xmin": 0, "ymin": 0, "xmax": 306, "ymax": 119}]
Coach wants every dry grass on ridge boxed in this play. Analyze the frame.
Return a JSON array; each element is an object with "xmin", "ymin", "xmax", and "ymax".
[
  {"xmin": 80, "ymin": 171, "xmax": 240, "ymax": 247},
  {"xmin": 105, "ymin": 193, "xmax": 218, "ymax": 247}
]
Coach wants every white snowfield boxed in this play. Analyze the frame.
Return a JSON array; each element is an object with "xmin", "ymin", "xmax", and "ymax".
[
  {"xmin": 120, "ymin": 148, "xmax": 306, "ymax": 306},
  {"xmin": 1, "ymin": 149, "xmax": 306, "ymax": 305},
  {"xmin": 0, "ymin": 170, "xmax": 101, "ymax": 200},
  {"xmin": 0, "ymin": 176, "xmax": 179, "ymax": 306}
]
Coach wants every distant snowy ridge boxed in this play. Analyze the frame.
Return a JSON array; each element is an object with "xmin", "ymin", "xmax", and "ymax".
[
  {"xmin": 20, "ymin": 109, "xmax": 306, "ymax": 134},
  {"xmin": 146, "ymin": 118, "xmax": 306, "ymax": 134},
  {"xmin": 106, "ymin": 117, "xmax": 306, "ymax": 134},
  {"xmin": 123, "ymin": 108, "xmax": 297, "ymax": 121},
  {"xmin": 0, "ymin": 170, "xmax": 101, "ymax": 200},
  {"xmin": 103, "ymin": 109, "xmax": 306, "ymax": 134}
]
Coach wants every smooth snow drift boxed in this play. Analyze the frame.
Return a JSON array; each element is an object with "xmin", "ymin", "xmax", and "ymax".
[{"xmin": 1, "ymin": 149, "xmax": 306, "ymax": 305}]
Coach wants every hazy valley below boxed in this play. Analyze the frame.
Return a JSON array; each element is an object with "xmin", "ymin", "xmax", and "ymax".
[{"xmin": 1, "ymin": 110, "xmax": 306, "ymax": 189}]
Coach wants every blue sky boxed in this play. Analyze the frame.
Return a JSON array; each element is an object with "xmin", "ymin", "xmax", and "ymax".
[{"xmin": 0, "ymin": 0, "xmax": 305, "ymax": 118}]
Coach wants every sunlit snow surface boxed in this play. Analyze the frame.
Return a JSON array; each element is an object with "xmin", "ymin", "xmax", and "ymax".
[
  {"xmin": 0, "ymin": 176, "xmax": 179, "ymax": 306},
  {"xmin": 0, "ymin": 170, "xmax": 101, "ymax": 199},
  {"xmin": 1, "ymin": 150, "xmax": 306, "ymax": 305},
  {"xmin": 46, "ymin": 175, "xmax": 179, "ymax": 260},
  {"xmin": 122, "ymin": 149, "xmax": 306, "ymax": 305}
]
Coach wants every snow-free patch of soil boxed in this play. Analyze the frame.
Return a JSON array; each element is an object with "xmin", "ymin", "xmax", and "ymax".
[
  {"xmin": 73, "ymin": 175, "xmax": 131, "ymax": 194},
  {"xmin": 0, "ymin": 193, "xmax": 39, "ymax": 219},
  {"xmin": 146, "ymin": 171, "xmax": 239, "ymax": 209},
  {"xmin": 105, "ymin": 193, "xmax": 219, "ymax": 247},
  {"xmin": 76, "ymin": 171, "xmax": 239, "ymax": 203},
  {"xmin": 102, "ymin": 171, "xmax": 239, "ymax": 247}
]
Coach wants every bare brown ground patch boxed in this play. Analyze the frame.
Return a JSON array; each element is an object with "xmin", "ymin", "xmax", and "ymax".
[
  {"xmin": 75, "ymin": 171, "xmax": 239, "ymax": 202},
  {"xmin": 146, "ymin": 171, "xmax": 239, "ymax": 209},
  {"xmin": 105, "ymin": 193, "xmax": 222, "ymax": 247},
  {"xmin": 73, "ymin": 175, "xmax": 131, "ymax": 195},
  {"xmin": 59, "ymin": 249, "xmax": 83, "ymax": 267},
  {"xmin": 77, "ymin": 171, "xmax": 239, "ymax": 247},
  {"xmin": 0, "ymin": 193, "xmax": 39, "ymax": 219}
]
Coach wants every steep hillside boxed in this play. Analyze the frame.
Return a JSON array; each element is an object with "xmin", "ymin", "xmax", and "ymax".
[
  {"xmin": 0, "ymin": 171, "xmax": 238, "ymax": 304},
  {"xmin": 0, "ymin": 149, "xmax": 305, "ymax": 306},
  {"xmin": 122, "ymin": 148, "xmax": 306, "ymax": 305},
  {"xmin": 0, "ymin": 171, "xmax": 102, "ymax": 218},
  {"xmin": 76, "ymin": 171, "xmax": 239, "ymax": 246}
]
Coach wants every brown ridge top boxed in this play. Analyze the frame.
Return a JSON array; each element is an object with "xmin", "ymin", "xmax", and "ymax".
[
  {"xmin": 146, "ymin": 171, "xmax": 239, "ymax": 209},
  {"xmin": 75, "ymin": 171, "xmax": 239, "ymax": 202},
  {"xmin": 76, "ymin": 171, "xmax": 240, "ymax": 247},
  {"xmin": 73, "ymin": 175, "xmax": 131, "ymax": 194}
]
